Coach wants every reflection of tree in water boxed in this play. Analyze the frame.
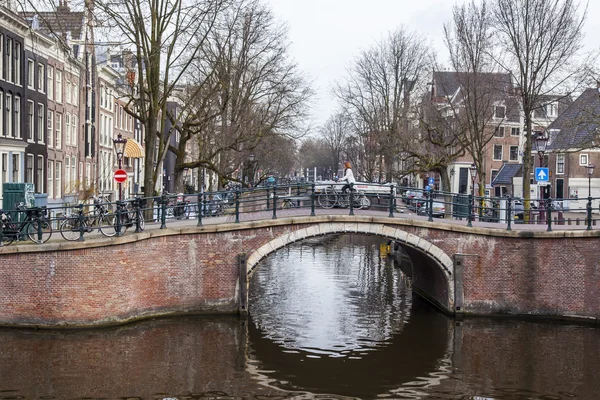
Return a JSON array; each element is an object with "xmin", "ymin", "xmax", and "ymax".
[{"xmin": 248, "ymin": 233, "xmax": 414, "ymax": 356}]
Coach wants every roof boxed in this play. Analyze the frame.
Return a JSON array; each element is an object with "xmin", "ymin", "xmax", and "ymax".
[
  {"xmin": 492, "ymin": 163, "xmax": 522, "ymax": 185},
  {"xmin": 547, "ymin": 88, "xmax": 600, "ymax": 150},
  {"xmin": 21, "ymin": 7, "xmax": 85, "ymax": 42},
  {"xmin": 432, "ymin": 71, "xmax": 513, "ymax": 99}
]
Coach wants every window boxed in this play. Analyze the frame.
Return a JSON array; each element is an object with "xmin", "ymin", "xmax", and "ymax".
[
  {"xmin": 55, "ymin": 112, "xmax": 62, "ymax": 149},
  {"xmin": 6, "ymin": 39, "xmax": 12, "ymax": 83},
  {"xmin": 493, "ymin": 144, "xmax": 503, "ymax": 161},
  {"xmin": 0, "ymin": 34, "xmax": 3, "ymax": 80},
  {"xmin": 38, "ymin": 64, "xmax": 44, "ymax": 92},
  {"xmin": 36, "ymin": 156, "xmax": 43, "ymax": 193},
  {"xmin": 47, "ymin": 160, "xmax": 53, "ymax": 198},
  {"xmin": 557, "ymin": 153, "xmax": 565, "ymax": 174},
  {"xmin": 26, "ymin": 154, "xmax": 33, "ymax": 183},
  {"xmin": 494, "ymin": 105, "xmax": 505, "ymax": 119},
  {"xmin": 509, "ymin": 145, "xmax": 519, "ymax": 161},
  {"xmin": 27, "ymin": 100, "xmax": 34, "ymax": 141},
  {"xmin": 65, "ymin": 113, "xmax": 71, "ymax": 146},
  {"xmin": 511, "ymin": 127, "xmax": 520, "ymax": 136},
  {"xmin": 12, "ymin": 154, "xmax": 19, "ymax": 182},
  {"xmin": 65, "ymin": 80, "xmax": 71, "ymax": 104},
  {"xmin": 1, "ymin": 154, "xmax": 6, "ymax": 184},
  {"xmin": 65, "ymin": 157, "xmax": 70, "ymax": 192},
  {"xmin": 494, "ymin": 126, "xmax": 505, "ymax": 138},
  {"xmin": 72, "ymin": 83, "xmax": 78, "ymax": 105},
  {"xmin": 55, "ymin": 161, "xmax": 61, "ymax": 199},
  {"xmin": 491, "ymin": 169, "xmax": 499, "ymax": 184},
  {"xmin": 37, "ymin": 104, "xmax": 44, "ymax": 143},
  {"xmin": 71, "ymin": 156, "xmax": 76, "ymax": 190},
  {"xmin": 0, "ymin": 91, "xmax": 3, "ymax": 136},
  {"xmin": 580, "ymin": 154, "xmax": 588, "ymax": 166},
  {"xmin": 55, "ymin": 70, "xmax": 62, "ymax": 103},
  {"xmin": 6, "ymin": 93, "xmax": 12, "ymax": 137},
  {"xmin": 85, "ymin": 162, "xmax": 91, "ymax": 186},
  {"xmin": 79, "ymin": 161, "xmax": 83, "ymax": 188},
  {"xmin": 545, "ymin": 102, "xmax": 558, "ymax": 118},
  {"xmin": 47, "ymin": 110, "xmax": 53, "ymax": 148},
  {"xmin": 27, "ymin": 59, "xmax": 34, "ymax": 88},
  {"xmin": 14, "ymin": 42, "xmax": 20, "ymax": 85},
  {"xmin": 14, "ymin": 96, "xmax": 19, "ymax": 138},
  {"xmin": 47, "ymin": 66, "xmax": 54, "ymax": 100},
  {"xmin": 72, "ymin": 114, "xmax": 77, "ymax": 145}
]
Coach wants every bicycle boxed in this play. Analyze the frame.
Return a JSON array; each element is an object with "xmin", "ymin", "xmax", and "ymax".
[
  {"xmin": 59, "ymin": 197, "xmax": 118, "ymax": 241},
  {"xmin": 0, "ymin": 203, "xmax": 53, "ymax": 245},
  {"xmin": 114, "ymin": 199, "xmax": 145, "ymax": 234},
  {"xmin": 318, "ymin": 185, "xmax": 371, "ymax": 209}
]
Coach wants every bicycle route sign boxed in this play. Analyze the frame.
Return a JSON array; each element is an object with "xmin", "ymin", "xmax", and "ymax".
[{"xmin": 114, "ymin": 169, "xmax": 128, "ymax": 183}]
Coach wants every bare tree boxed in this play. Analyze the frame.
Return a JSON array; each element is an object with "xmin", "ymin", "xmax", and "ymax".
[
  {"xmin": 172, "ymin": 0, "xmax": 312, "ymax": 190},
  {"xmin": 491, "ymin": 0, "xmax": 589, "ymax": 216},
  {"xmin": 90, "ymin": 0, "xmax": 228, "ymax": 198},
  {"xmin": 318, "ymin": 112, "xmax": 351, "ymax": 177},
  {"xmin": 334, "ymin": 26, "xmax": 431, "ymax": 182},
  {"xmin": 441, "ymin": 0, "xmax": 512, "ymax": 195}
]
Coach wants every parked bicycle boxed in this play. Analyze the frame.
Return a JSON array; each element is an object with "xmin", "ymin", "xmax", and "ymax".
[
  {"xmin": 0, "ymin": 202, "xmax": 53, "ymax": 245},
  {"xmin": 318, "ymin": 185, "xmax": 371, "ymax": 209},
  {"xmin": 59, "ymin": 197, "xmax": 118, "ymax": 241},
  {"xmin": 114, "ymin": 199, "xmax": 145, "ymax": 234}
]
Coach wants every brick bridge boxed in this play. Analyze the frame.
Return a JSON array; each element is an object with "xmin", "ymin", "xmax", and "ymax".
[{"xmin": 1, "ymin": 214, "xmax": 599, "ymax": 328}]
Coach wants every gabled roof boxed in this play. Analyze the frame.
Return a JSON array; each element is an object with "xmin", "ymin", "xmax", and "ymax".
[
  {"xmin": 432, "ymin": 71, "xmax": 513, "ymax": 99},
  {"xmin": 21, "ymin": 6, "xmax": 84, "ymax": 42},
  {"xmin": 547, "ymin": 88, "xmax": 600, "ymax": 150},
  {"xmin": 492, "ymin": 163, "xmax": 522, "ymax": 185}
]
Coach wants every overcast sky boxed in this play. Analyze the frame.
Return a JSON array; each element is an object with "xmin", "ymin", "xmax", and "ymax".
[{"xmin": 264, "ymin": 0, "xmax": 600, "ymax": 130}]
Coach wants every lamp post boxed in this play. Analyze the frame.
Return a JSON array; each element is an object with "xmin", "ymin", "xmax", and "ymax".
[
  {"xmin": 248, "ymin": 153, "xmax": 255, "ymax": 187},
  {"xmin": 469, "ymin": 163, "xmax": 477, "ymax": 226},
  {"xmin": 113, "ymin": 133, "xmax": 128, "ymax": 201},
  {"xmin": 535, "ymin": 131, "xmax": 549, "ymax": 223},
  {"xmin": 586, "ymin": 164, "xmax": 595, "ymax": 230}
]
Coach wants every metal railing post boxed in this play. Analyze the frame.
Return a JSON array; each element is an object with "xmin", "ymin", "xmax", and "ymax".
[
  {"xmin": 349, "ymin": 183, "xmax": 355, "ymax": 216},
  {"xmin": 506, "ymin": 196, "xmax": 512, "ymax": 231},
  {"xmin": 311, "ymin": 183, "xmax": 316, "ymax": 216},
  {"xmin": 389, "ymin": 185, "xmax": 395, "ymax": 217},
  {"xmin": 134, "ymin": 198, "xmax": 142, "ymax": 233},
  {"xmin": 36, "ymin": 208, "xmax": 43, "ymax": 243},
  {"xmin": 587, "ymin": 196, "xmax": 593, "ymax": 230},
  {"xmin": 266, "ymin": 188, "xmax": 270, "ymax": 210},
  {"xmin": 78, "ymin": 203, "xmax": 85, "ymax": 241},
  {"xmin": 197, "ymin": 194, "xmax": 203, "ymax": 227},
  {"xmin": 296, "ymin": 183, "xmax": 301, "ymax": 208},
  {"xmin": 428, "ymin": 191, "xmax": 434, "ymax": 222},
  {"xmin": 160, "ymin": 195, "xmax": 167, "ymax": 229},
  {"xmin": 235, "ymin": 190, "xmax": 240, "ymax": 223},
  {"xmin": 0, "ymin": 213, "xmax": 4, "ymax": 246},
  {"xmin": 116, "ymin": 201, "xmax": 124, "ymax": 236},
  {"xmin": 272, "ymin": 186, "xmax": 278, "ymax": 219},
  {"xmin": 467, "ymin": 194, "xmax": 473, "ymax": 227},
  {"xmin": 547, "ymin": 198, "xmax": 553, "ymax": 232}
]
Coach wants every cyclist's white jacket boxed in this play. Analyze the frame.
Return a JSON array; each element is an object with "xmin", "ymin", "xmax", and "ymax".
[{"xmin": 341, "ymin": 168, "xmax": 356, "ymax": 184}]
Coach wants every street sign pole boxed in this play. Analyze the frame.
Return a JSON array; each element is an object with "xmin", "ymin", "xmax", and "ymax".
[{"xmin": 114, "ymin": 169, "xmax": 128, "ymax": 201}]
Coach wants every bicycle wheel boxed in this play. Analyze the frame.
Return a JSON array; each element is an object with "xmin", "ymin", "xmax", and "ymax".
[
  {"xmin": 318, "ymin": 193, "xmax": 336, "ymax": 209},
  {"xmin": 0, "ymin": 225, "xmax": 15, "ymax": 246},
  {"xmin": 360, "ymin": 195, "xmax": 371, "ymax": 209},
  {"xmin": 26, "ymin": 220, "xmax": 53, "ymax": 244},
  {"xmin": 99, "ymin": 214, "xmax": 117, "ymax": 237},
  {"xmin": 60, "ymin": 217, "xmax": 84, "ymax": 241},
  {"xmin": 138, "ymin": 212, "xmax": 146, "ymax": 231}
]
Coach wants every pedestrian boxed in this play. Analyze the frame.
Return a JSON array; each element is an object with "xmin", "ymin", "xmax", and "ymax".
[{"xmin": 340, "ymin": 161, "xmax": 356, "ymax": 193}]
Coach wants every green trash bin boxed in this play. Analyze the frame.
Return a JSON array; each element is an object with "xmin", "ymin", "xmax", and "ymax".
[{"xmin": 3, "ymin": 183, "xmax": 35, "ymax": 221}]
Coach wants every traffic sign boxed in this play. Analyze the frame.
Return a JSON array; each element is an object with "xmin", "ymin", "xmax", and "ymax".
[
  {"xmin": 114, "ymin": 169, "xmax": 127, "ymax": 183},
  {"xmin": 535, "ymin": 167, "xmax": 549, "ymax": 182},
  {"xmin": 428, "ymin": 177, "xmax": 434, "ymax": 185}
]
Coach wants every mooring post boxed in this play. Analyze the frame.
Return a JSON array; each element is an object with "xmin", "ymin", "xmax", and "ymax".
[{"xmin": 238, "ymin": 253, "xmax": 248, "ymax": 315}]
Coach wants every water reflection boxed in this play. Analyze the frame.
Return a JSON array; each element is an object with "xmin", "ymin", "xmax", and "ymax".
[
  {"xmin": 248, "ymin": 234, "xmax": 453, "ymax": 398},
  {"xmin": 1, "ymin": 234, "xmax": 600, "ymax": 399}
]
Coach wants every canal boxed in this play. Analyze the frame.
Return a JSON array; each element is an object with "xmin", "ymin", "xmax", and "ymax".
[{"xmin": 0, "ymin": 233, "xmax": 599, "ymax": 399}]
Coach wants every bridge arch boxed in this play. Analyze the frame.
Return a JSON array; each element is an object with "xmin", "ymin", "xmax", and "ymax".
[{"xmin": 245, "ymin": 222, "xmax": 455, "ymax": 312}]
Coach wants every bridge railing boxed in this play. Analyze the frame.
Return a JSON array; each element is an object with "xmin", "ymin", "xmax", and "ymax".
[{"xmin": 1, "ymin": 183, "xmax": 599, "ymax": 245}]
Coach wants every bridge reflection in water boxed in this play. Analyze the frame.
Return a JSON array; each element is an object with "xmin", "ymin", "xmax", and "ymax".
[{"xmin": 0, "ymin": 234, "xmax": 599, "ymax": 399}]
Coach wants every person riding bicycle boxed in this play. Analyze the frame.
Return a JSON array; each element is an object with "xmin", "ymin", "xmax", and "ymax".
[{"xmin": 339, "ymin": 161, "xmax": 356, "ymax": 193}]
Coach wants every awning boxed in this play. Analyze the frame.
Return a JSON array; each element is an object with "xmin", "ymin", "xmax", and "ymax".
[
  {"xmin": 124, "ymin": 138, "xmax": 144, "ymax": 158},
  {"xmin": 492, "ymin": 163, "xmax": 521, "ymax": 185}
]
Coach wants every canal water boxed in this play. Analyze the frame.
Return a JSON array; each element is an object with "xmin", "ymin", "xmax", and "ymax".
[{"xmin": 1, "ymin": 233, "xmax": 599, "ymax": 399}]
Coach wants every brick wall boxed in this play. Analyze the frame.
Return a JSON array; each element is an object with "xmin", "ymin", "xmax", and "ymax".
[{"xmin": 0, "ymin": 216, "xmax": 599, "ymax": 327}]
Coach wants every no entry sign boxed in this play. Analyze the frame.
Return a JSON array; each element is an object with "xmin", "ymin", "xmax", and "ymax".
[{"xmin": 114, "ymin": 169, "xmax": 127, "ymax": 183}]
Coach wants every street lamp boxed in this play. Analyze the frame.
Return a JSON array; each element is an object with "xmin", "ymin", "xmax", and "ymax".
[
  {"xmin": 248, "ymin": 153, "xmax": 255, "ymax": 187},
  {"xmin": 535, "ymin": 131, "xmax": 549, "ymax": 223},
  {"xmin": 586, "ymin": 164, "xmax": 595, "ymax": 197},
  {"xmin": 469, "ymin": 163, "xmax": 477, "ymax": 196},
  {"xmin": 113, "ymin": 133, "xmax": 128, "ymax": 201}
]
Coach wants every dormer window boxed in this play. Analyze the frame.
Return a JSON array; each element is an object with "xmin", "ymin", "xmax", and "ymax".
[
  {"xmin": 494, "ymin": 105, "xmax": 505, "ymax": 119},
  {"xmin": 545, "ymin": 102, "xmax": 558, "ymax": 118}
]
